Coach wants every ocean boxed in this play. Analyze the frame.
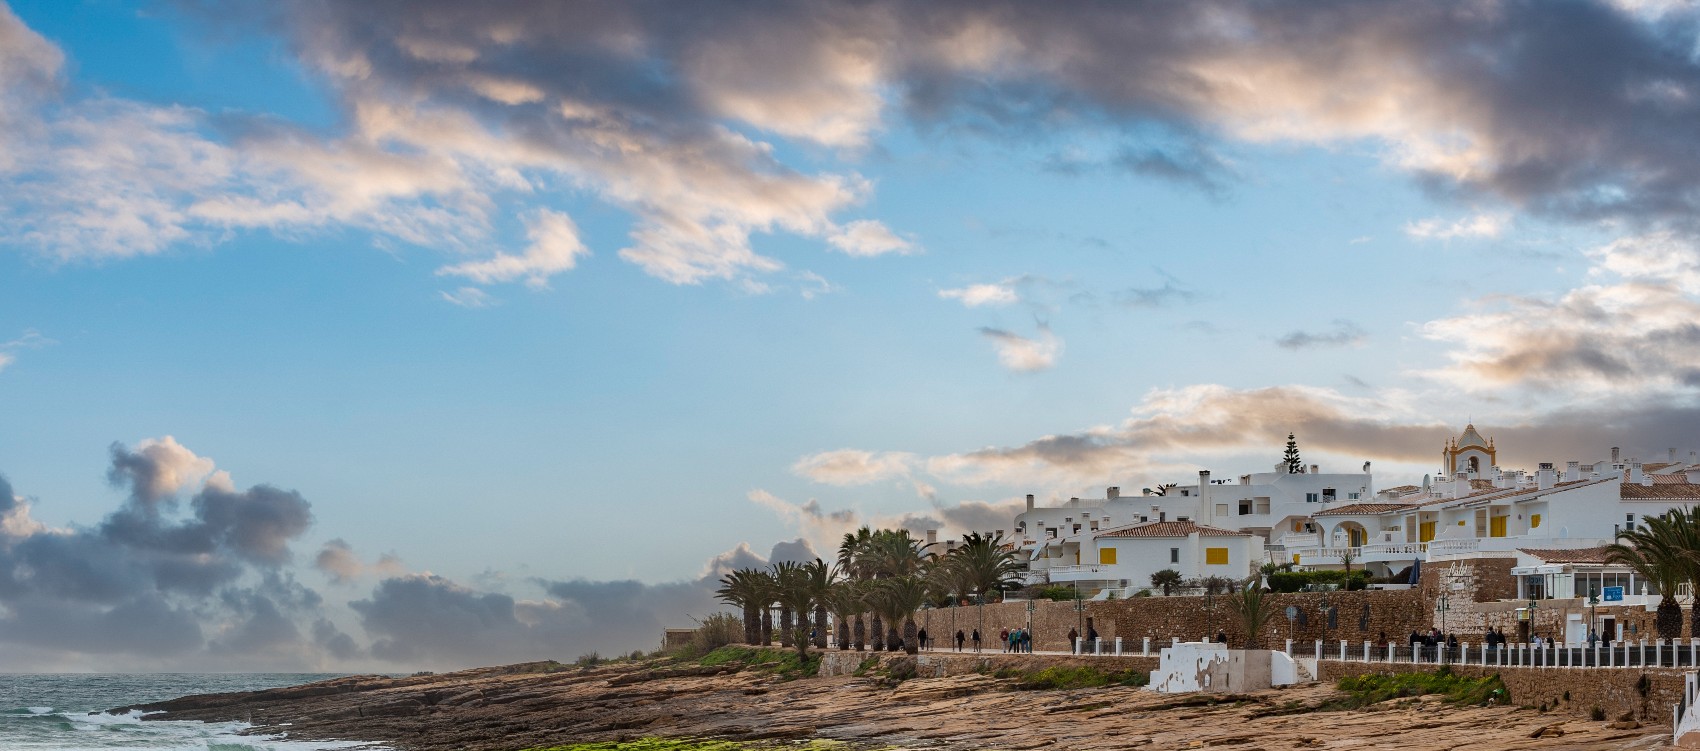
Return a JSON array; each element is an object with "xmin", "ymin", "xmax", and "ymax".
[{"xmin": 0, "ymin": 674, "xmax": 389, "ymax": 751}]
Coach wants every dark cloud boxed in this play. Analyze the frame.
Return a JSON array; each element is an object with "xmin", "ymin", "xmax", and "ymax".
[
  {"xmin": 1276, "ymin": 320, "xmax": 1368, "ymax": 350},
  {"xmin": 350, "ymin": 539, "xmax": 815, "ymax": 670},
  {"xmin": 0, "ymin": 440, "xmax": 323, "ymax": 665}
]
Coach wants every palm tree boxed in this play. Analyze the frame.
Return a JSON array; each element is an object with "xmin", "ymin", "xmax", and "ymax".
[
  {"xmin": 1339, "ymin": 548, "xmax": 1357, "ymax": 589},
  {"xmin": 804, "ymin": 559, "xmax": 834, "ymax": 650},
  {"xmin": 745, "ymin": 569, "xmax": 778, "ymax": 646},
  {"xmin": 943, "ymin": 532, "xmax": 1025, "ymax": 646},
  {"xmin": 867, "ymin": 576, "xmax": 931, "ymax": 655},
  {"xmin": 838, "ymin": 527, "xmax": 877, "ymax": 650},
  {"xmin": 1607, "ymin": 511, "xmax": 1690, "ymax": 640},
  {"xmin": 822, "ymin": 579, "xmax": 865, "ymax": 651},
  {"xmin": 1228, "ymin": 574, "xmax": 1276, "ymax": 648},
  {"xmin": 1150, "ymin": 568, "xmax": 1183, "ymax": 596},
  {"xmin": 770, "ymin": 561, "xmax": 805, "ymax": 648},
  {"xmin": 714, "ymin": 568, "xmax": 765, "ymax": 644}
]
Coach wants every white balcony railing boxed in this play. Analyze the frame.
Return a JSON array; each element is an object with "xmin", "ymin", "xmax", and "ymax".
[{"xmin": 1425, "ymin": 538, "xmax": 1481, "ymax": 556}]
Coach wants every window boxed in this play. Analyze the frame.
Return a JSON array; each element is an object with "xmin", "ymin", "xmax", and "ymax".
[
  {"xmin": 1205, "ymin": 547, "xmax": 1229, "ymax": 565},
  {"xmin": 1215, "ymin": 503, "xmax": 1229, "ymax": 517},
  {"xmin": 1238, "ymin": 500, "xmax": 1251, "ymax": 515},
  {"xmin": 1099, "ymin": 548, "xmax": 1117, "ymax": 565},
  {"xmin": 1072, "ymin": 524, "xmax": 1081, "ymax": 534},
  {"xmin": 1322, "ymin": 487, "xmax": 1336, "ymax": 500},
  {"xmin": 1348, "ymin": 492, "xmax": 1361, "ymax": 500},
  {"xmin": 1305, "ymin": 493, "xmax": 1320, "ymax": 503},
  {"xmin": 1626, "ymin": 513, "xmax": 1636, "ymax": 530},
  {"xmin": 1170, "ymin": 547, "xmax": 1180, "ymax": 563}
]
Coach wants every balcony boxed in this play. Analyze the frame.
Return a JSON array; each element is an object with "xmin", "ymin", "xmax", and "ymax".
[
  {"xmin": 1425, "ymin": 538, "xmax": 1481, "ymax": 557},
  {"xmin": 1292, "ymin": 543, "xmax": 1430, "ymax": 566},
  {"xmin": 1046, "ymin": 564, "xmax": 1112, "ymax": 582}
]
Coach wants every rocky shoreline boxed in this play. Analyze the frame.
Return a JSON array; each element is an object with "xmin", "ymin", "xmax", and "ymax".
[{"xmin": 122, "ymin": 654, "xmax": 1675, "ymax": 750}]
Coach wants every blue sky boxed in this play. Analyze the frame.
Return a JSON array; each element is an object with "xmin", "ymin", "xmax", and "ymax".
[{"xmin": 2, "ymin": 0, "xmax": 1697, "ymax": 670}]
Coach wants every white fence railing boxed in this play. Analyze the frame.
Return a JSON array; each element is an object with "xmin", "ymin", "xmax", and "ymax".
[{"xmin": 1678, "ymin": 672, "xmax": 1700, "ymax": 746}]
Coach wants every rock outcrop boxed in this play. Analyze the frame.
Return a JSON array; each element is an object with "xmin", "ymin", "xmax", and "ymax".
[{"xmin": 122, "ymin": 657, "xmax": 1673, "ymax": 751}]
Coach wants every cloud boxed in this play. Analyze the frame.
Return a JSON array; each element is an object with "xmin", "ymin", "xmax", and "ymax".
[
  {"xmin": 1404, "ymin": 212, "xmax": 1509, "ymax": 240},
  {"xmin": 314, "ymin": 538, "xmax": 405, "ymax": 585},
  {"xmin": 939, "ymin": 282, "xmax": 1020, "ymax": 308},
  {"xmin": 439, "ymin": 286, "xmax": 495, "ymax": 308},
  {"xmin": 827, "ymin": 219, "xmax": 917, "ymax": 257},
  {"xmin": 1276, "ymin": 320, "xmax": 1368, "ymax": 350},
  {"xmin": 437, "ymin": 209, "xmax": 591, "ymax": 287},
  {"xmin": 1587, "ymin": 230, "xmax": 1700, "ymax": 294},
  {"xmin": 978, "ymin": 323, "xmax": 1062, "ymax": 372},
  {"xmin": 0, "ymin": 328, "xmax": 54, "ymax": 373},
  {"xmin": 0, "ymin": 440, "xmax": 331, "ymax": 668},
  {"xmin": 1115, "ymin": 282, "xmax": 1197, "ymax": 309},
  {"xmin": 790, "ymin": 449, "xmax": 918, "ymax": 485}
]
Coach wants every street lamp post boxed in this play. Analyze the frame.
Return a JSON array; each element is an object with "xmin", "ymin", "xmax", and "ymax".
[{"xmin": 1435, "ymin": 593, "xmax": 1450, "ymax": 662}]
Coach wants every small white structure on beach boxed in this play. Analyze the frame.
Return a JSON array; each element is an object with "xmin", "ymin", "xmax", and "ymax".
[{"xmin": 1150, "ymin": 642, "xmax": 1306, "ymax": 694}]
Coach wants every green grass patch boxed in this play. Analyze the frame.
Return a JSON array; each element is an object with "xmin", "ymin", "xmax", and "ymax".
[
  {"xmin": 993, "ymin": 664, "xmax": 1149, "ymax": 690},
  {"xmin": 1331, "ymin": 667, "xmax": 1507, "ymax": 709},
  {"xmin": 687, "ymin": 645, "xmax": 823, "ymax": 681}
]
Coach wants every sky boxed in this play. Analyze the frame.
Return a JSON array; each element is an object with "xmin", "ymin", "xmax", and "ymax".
[{"xmin": 2, "ymin": 0, "xmax": 1700, "ymax": 671}]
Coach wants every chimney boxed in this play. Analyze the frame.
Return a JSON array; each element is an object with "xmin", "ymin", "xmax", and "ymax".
[
  {"xmin": 1493, "ymin": 468, "xmax": 1506, "ymax": 488},
  {"xmin": 1671, "ymin": 448, "xmax": 1678, "ymax": 463},
  {"xmin": 1107, "ymin": 486, "xmax": 1120, "ymax": 499},
  {"xmin": 1537, "ymin": 463, "xmax": 1556, "ymax": 490},
  {"xmin": 1612, "ymin": 446, "xmax": 1621, "ymax": 463},
  {"xmin": 1026, "ymin": 493, "xmax": 1035, "ymax": 511},
  {"xmin": 1565, "ymin": 461, "xmax": 1580, "ymax": 482},
  {"xmin": 1630, "ymin": 461, "xmax": 1645, "ymax": 485},
  {"xmin": 1309, "ymin": 464, "xmax": 1319, "ymax": 474},
  {"xmin": 1199, "ymin": 470, "xmax": 1211, "ymax": 485}
]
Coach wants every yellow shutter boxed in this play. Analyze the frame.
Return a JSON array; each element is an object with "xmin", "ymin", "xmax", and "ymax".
[
  {"xmin": 1419, "ymin": 521, "xmax": 1436, "ymax": 542},
  {"xmin": 1205, "ymin": 547, "xmax": 1228, "ymax": 565},
  {"xmin": 1530, "ymin": 514, "xmax": 1541, "ymax": 529},
  {"xmin": 1099, "ymin": 548, "xmax": 1117, "ymax": 565},
  {"xmin": 1490, "ymin": 516, "xmax": 1507, "ymax": 537}
]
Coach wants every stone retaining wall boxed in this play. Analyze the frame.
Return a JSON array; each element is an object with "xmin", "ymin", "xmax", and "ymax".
[
  {"xmin": 817, "ymin": 650, "xmax": 1158, "ymax": 679},
  {"xmin": 1318, "ymin": 660, "xmax": 1686, "ymax": 723}
]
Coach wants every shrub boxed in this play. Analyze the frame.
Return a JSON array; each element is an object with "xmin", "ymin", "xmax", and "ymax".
[
  {"xmin": 1038, "ymin": 585, "xmax": 1078, "ymax": 601},
  {"xmin": 691, "ymin": 612, "xmax": 743, "ymax": 652},
  {"xmin": 1332, "ymin": 667, "xmax": 1506, "ymax": 709},
  {"xmin": 1266, "ymin": 570, "xmax": 1371, "ymax": 593},
  {"xmin": 1591, "ymin": 706, "xmax": 1606, "ymax": 721},
  {"xmin": 1000, "ymin": 665, "xmax": 1148, "ymax": 690},
  {"xmin": 575, "ymin": 651, "xmax": 602, "ymax": 668}
]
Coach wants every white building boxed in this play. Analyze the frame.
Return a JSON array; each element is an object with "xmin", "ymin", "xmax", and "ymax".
[{"xmin": 1010, "ymin": 424, "xmax": 1700, "ymax": 597}]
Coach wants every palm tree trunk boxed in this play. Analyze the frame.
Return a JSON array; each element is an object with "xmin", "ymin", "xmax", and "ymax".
[
  {"xmin": 814, "ymin": 605, "xmax": 829, "ymax": 648},
  {"xmin": 853, "ymin": 615, "xmax": 866, "ymax": 651},
  {"xmin": 1658, "ymin": 597, "xmax": 1682, "ymax": 641},
  {"xmin": 744, "ymin": 603, "xmax": 760, "ymax": 645},
  {"xmin": 887, "ymin": 623, "xmax": 901, "ymax": 651},
  {"xmin": 761, "ymin": 608, "xmax": 773, "ymax": 646},
  {"xmin": 780, "ymin": 605, "xmax": 794, "ymax": 647},
  {"xmin": 871, "ymin": 613, "xmax": 885, "ymax": 651},
  {"xmin": 837, "ymin": 618, "xmax": 851, "ymax": 650},
  {"xmin": 903, "ymin": 618, "xmax": 919, "ymax": 655}
]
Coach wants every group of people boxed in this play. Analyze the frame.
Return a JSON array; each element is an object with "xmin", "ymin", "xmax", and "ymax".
[
  {"xmin": 1066, "ymin": 626, "xmax": 1101, "ymax": 652},
  {"xmin": 999, "ymin": 626, "xmax": 1034, "ymax": 652}
]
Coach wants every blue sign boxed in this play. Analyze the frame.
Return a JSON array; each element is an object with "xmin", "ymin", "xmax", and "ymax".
[{"xmin": 1602, "ymin": 586, "xmax": 1624, "ymax": 602}]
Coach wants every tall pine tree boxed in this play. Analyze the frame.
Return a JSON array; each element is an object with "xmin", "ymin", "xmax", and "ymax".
[{"xmin": 1282, "ymin": 433, "xmax": 1304, "ymax": 473}]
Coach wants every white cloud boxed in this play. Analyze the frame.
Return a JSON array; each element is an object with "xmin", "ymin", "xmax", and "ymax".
[
  {"xmin": 1403, "ymin": 212, "xmax": 1509, "ymax": 240},
  {"xmin": 978, "ymin": 324, "xmax": 1062, "ymax": 372},
  {"xmin": 1587, "ymin": 231, "xmax": 1700, "ymax": 294},
  {"xmin": 826, "ymin": 219, "xmax": 916, "ymax": 257},
  {"xmin": 790, "ymin": 449, "xmax": 917, "ymax": 485},
  {"xmin": 437, "ymin": 209, "xmax": 590, "ymax": 287},
  {"xmin": 439, "ymin": 287, "xmax": 495, "ymax": 308},
  {"xmin": 939, "ymin": 282, "xmax": 1019, "ymax": 307}
]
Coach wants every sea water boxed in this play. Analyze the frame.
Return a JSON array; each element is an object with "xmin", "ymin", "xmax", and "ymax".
[{"xmin": 0, "ymin": 674, "xmax": 390, "ymax": 750}]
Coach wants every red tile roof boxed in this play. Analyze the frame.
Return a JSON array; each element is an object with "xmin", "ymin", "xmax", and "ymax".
[
  {"xmin": 1096, "ymin": 520, "xmax": 1249, "ymax": 538},
  {"xmin": 1619, "ymin": 481, "xmax": 1700, "ymax": 500},
  {"xmin": 1517, "ymin": 547, "xmax": 1615, "ymax": 565},
  {"xmin": 1315, "ymin": 503, "xmax": 1417, "ymax": 516}
]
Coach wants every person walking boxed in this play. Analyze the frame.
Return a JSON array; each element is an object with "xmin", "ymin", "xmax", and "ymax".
[
  {"xmin": 917, "ymin": 627, "xmax": 929, "ymax": 651},
  {"xmin": 971, "ymin": 628, "xmax": 982, "ymax": 652},
  {"xmin": 1021, "ymin": 628, "xmax": 1033, "ymax": 654},
  {"xmin": 1000, "ymin": 627, "xmax": 1011, "ymax": 653},
  {"xmin": 1216, "ymin": 629, "xmax": 1228, "ymax": 644},
  {"xmin": 1087, "ymin": 625, "xmax": 1100, "ymax": 653},
  {"xmin": 1068, "ymin": 627, "xmax": 1080, "ymax": 653},
  {"xmin": 955, "ymin": 629, "xmax": 966, "ymax": 652}
]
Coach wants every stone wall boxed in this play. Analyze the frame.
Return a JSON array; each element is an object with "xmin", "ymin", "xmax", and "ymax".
[
  {"xmin": 1319, "ymin": 661, "xmax": 1686, "ymax": 723},
  {"xmin": 911, "ymin": 589, "xmax": 1430, "ymax": 654},
  {"xmin": 816, "ymin": 649, "xmax": 1158, "ymax": 678}
]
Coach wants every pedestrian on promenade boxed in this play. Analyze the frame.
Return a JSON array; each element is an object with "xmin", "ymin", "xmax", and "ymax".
[
  {"xmin": 1021, "ymin": 628, "xmax": 1033, "ymax": 653},
  {"xmin": 1000, "ymin": 628, "xmax": 1011, "ymax": 653},
  {"xmin": 1068, "ymin": 627, "xmax": 1080, "ymax": 652},
  {"xmin": 918, "ymin": 627, "xmax": 929, "ymax": 651},
  {"xmin": 1087, "ymin": 625, "xmax": 1100, "ymax": 652},
  {"xmin": 955, "ymin": 629, "xmax": 966, "ymax": 652},
  {"xmin": 972, "ymin": 629, "xmax": 982, "ymax": 652},
  {"xmin": 1216, "ymin": 629, "xmax": 1228, "ymax": 644}
]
